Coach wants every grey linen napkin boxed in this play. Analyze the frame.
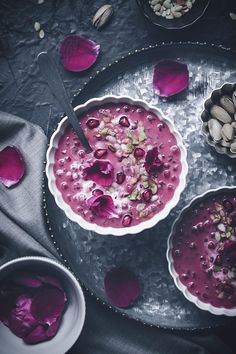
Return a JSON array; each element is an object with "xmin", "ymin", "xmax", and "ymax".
[
  {"xmin": 0, "ymin": 112, "xmax": 234, "ymax": 354},
  {"xmin": 0, "ymin": 111, "xmax": 58, "ymax": 264}
]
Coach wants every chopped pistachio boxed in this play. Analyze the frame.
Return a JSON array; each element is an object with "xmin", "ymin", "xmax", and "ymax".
[
  {"xmin": 215, "ymin": 231, "xmax": 221, "ymax": 241},
  {"xmin": 217, "ymin": 223, "xmax": 226, "ymax": 232},
  {"xmin": 213, "ymin": 265, "xmax": 222, "ymax": 273},
  {"xmin": 125, "ymin": 140, "xmax": 133, "ymax": 153},
  {"xmin": 149, "ymin": 180, "xmax": 158, "ymax": 194},
  {"xmin": 139, "ymin": 126, "xmax": 147, "ymax": 142},
  {"xmin": 226, "ymin": 232, "xmax": 232, "ymax": 238},
  {"xmin": 129, "ymin": 189, "xmax": 141, "ymax": 201},
  {"xmin": 140, "ymin": 181, "xmax": 149, "ymax": 189},
  {"xmin": 100, "ymin": 128, "xmax": 109, "ymax": 136}
]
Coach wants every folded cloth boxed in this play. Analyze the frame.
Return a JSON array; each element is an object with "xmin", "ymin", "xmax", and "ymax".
[
  {"xmin": 0, "ymin": 111, "xmax": 58, "ymax": 264},
  {"xmin": 0, "ymin": 112, "xmax": 234, "ymax": 354}
]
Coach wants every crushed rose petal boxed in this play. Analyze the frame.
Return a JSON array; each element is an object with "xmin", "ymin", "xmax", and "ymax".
[
  {"xmin": 83, "ymin": 160, "xmax": 114, "ymax": 187},
  {"xmin": 87, "ymin": 194, "xmax": 118, "ymax": 218},
  {"xmin": 144, "ymin": 147, "xmax": 163, "ymax": 176}
]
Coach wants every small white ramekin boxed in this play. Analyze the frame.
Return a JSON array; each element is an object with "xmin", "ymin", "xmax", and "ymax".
[
  {"xmin": 167, "ymin": 186, "xmax": 236, "ymax": 316},
  {"xmin": 46, "ymin": 95, "xmax": 188, "ymax": 236},
  {"xmin": 0, "ymin": 256, "xmax": 86, "ymax": 354}
]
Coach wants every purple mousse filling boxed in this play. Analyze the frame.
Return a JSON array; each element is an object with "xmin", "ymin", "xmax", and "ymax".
[
  {"xmin": 53, "ymin": 103, "xmax": 182, "ymax": 228},
  {"xmin": 172, "ymin": 193, "xmax": 236, "ymax": 309}
]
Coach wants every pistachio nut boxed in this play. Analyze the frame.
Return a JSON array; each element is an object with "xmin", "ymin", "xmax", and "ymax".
[
  {"xmin": 230, "ymin": 141, "xmax": 236, "ymax": 154},
  {"xmin": 93, "ymin": 4, "xmax": 113, "ymax": 30},
  {"xmin": 221, "ymin": 123, "xmax": 234, "ymax": 142},
  {"xmin": 220, "ymin": 95, "xmax": 235, "ymax": 115},
  {"xmin": 208, "ymin": 118, "xmax": 222, "ymax": 142},
  {"xmin": 210, "ymin": 105, "xmax": 232, "ymax": 124}
]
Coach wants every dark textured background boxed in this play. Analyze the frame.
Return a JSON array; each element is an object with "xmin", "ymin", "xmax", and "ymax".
[{"xmin": 1, "ymin": 0, "xmax": 236, "ymax": 353}]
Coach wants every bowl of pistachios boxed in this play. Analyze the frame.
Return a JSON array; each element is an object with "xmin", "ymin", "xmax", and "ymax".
[
  {"xmin": 201, "ymin": 83, "xmax": 236, "ymax": 158},
  {"xmin": 136, "ymin": 0, "xmax": 211, "ymax": 30}
]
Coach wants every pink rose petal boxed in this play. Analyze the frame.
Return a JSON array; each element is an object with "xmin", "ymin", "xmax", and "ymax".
[
  {"xmin": 24, "ymin": 318, "xmax": 61, "ymax": 344},
  {"xmin": 144, "ymin": 147, "xmax": 163, "ymax": 176},
  {"xmin": 31, "ymin": 286, "xmax": 65, "ymax": 326},
  {"xmin": 0, "ymin": 272, "xmax": 67, "ymax": 344},
  {"xmin": 60, "ymin": 35, "xmax": 100, "ymax": 72},
  {"xmin": 83, "ymin": 160, "xmax": 114, "ymax": 187},
  {"xmin": 7, "ymin": 295, "xmax": 37, "ymax": 339},
  {"xmin": 153, "ymin": 60, "xmax": 189, "ymax": 97},
  {"xmin": 87, "ymin": 194, "xmax": 118, "ymax": 219},
  {"xmin": 0, "ymin": 146, "xmax": 25, "ymax": 188},
  {"xmin": 104, "ymin": 267, "xmax": 140, "ymax": 308}
]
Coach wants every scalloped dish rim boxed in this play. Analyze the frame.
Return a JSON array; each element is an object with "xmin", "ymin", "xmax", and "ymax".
[
  {"xmin": 46, "ymin": 95, "xmax": 188, "ymax": 236},
  {"xmin": 166, "ymin": 186, "xmax": 236, "ymax": 316}
]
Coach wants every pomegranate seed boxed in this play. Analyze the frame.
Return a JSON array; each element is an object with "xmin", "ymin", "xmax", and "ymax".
[
  {"xmin": 142, "ymin": 189, "xmax": 152, "ymax": 202},
  {"xmin": 86, "ymin": 118, "xmax": 100, "ymax": 129},
  {"xmin": 94, "ymin": 149, "xmax": 108, "ymax": 159},
  {"xmin": 92, "ymin": 189, "xmax": 103, "ymax": 196},
  {"xmin": 119, "ymin": 115, "xmax": 130, "ymax": 127},
  {"xmin": 122, "ymin": 214, "xmax": 132, "ymax": 227},
  {"xmin": 116, "ymin": 172, "xmax": 125, "ymax": 184},
  {"xmin": 134, "ymin": 147, "xmax": 145, "ymax": 159},
  {"xmin": 214, "ymin": 255, "xmax": 222, "ymax": 266}
]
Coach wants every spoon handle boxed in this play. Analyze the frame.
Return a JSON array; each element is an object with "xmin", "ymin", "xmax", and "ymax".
[{"xmin": 37, "ymin": 52, "xmax": 92, "ymax": 151}]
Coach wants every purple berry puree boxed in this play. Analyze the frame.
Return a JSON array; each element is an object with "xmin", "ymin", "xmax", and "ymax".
[
  {"xmin": 53, "ymin": 103, "xmax": 182, "ymax": 228},
  {"xmin": 172, "ymin": 193, "xmax": 236, "ymax": 309}
]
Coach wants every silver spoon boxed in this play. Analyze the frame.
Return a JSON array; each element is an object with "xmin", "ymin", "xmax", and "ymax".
[{"xmin": 37, "ymin": 52, "xmax": 92, "ymax": 152}]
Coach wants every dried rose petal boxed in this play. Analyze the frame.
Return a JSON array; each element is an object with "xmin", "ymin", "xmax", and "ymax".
[
  {"xmin": 0, "ymin": 146, "xmax": 25, "ymax": 188},
  {"xmin": 13, "ymin": 273, "xmax": 43, "ymax": 288},
  {"xmin": 31, "ymin": 286, "xmax": 65, "ymax": 326},
  {"xmin": 6, "ymin": 295, "xmax": 38, "ymax": 339},
  {"xmin": 83, "ymin": 160, "xmax": 114, "ymax": 187},
  {"xmin": 144, "ymin": 147, "xmax": 163, "ymax": 176},
  {"xmin": 24, "ymin": 318, "xmax": 61, "ymax": 344},
  {"xmin": 87, "ymin": 194, "xmax": 117, "ymax": 218},
  {"xmin": 0, "ymin": 272, "xmax": 67, "ymax": 345},
  {"xmin": 153, "ymin": 60, "xmax": 189, "ymax": 97},
  {"xmin": 60, "ymin": 35, "xmax": 100, "ymax": 72},
  {"xmin": 0, "ymin": 284, "xmax": 22, "ymax": 321},
  {"xmin": 104, "ymin": 267, "xmax": 140, "ymax": 308}
]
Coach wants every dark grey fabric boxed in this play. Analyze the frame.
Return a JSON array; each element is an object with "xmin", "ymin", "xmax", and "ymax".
[
  {"xmin": 0, "ymin": 112, "xmax": 234, "ymax": 354},
  {"xmin": 0, "ymin": 112, "xmax": 58, "ymax": 264}
]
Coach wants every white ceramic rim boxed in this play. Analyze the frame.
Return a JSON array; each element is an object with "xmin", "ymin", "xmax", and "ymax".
[
  {"xmin": 46, "ymin": 95, "xmax": 188, "ymax": 236},
  {"xmin": 0, "ymin": 256, "xmax": 86, "ymax": 352},
  {"xmin": 166, "ymin": 186, "xmax": 236, "ymax": 316},
  {"xmin": 201, "ymin": 81, "xmax": 236, "ymax": 159}
]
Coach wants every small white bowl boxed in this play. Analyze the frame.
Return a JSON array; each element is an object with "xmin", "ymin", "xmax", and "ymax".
[
  {"xmin": 0, "ymin": 257, "xmax": 86, "ymax": 354},
  {"xmin": 46, "ymin": 95, "xmax": 188, "ymax": 236},
  {"xmin": 167, "ymin": 186, "xmax": 236, "ymax": 316}
]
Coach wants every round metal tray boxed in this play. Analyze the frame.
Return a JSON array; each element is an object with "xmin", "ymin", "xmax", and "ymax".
[{"xmin": 44, "ymin": 42, "xmax": 236, "ymax": 330}]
